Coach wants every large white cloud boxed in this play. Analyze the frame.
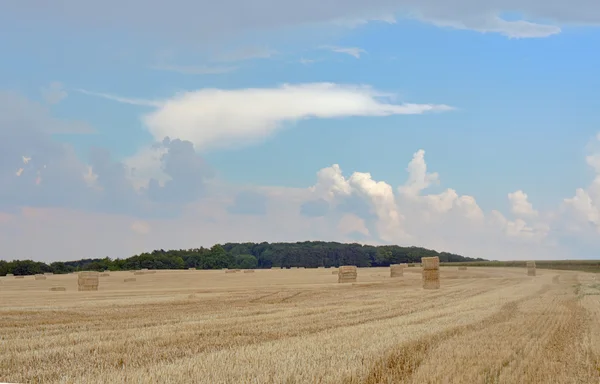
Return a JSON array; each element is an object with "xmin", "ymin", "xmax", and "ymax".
[
  {"xmin": 4, "ymin": 0, "xmax": 598, "ymax": 39},
  {"xmin": 82, "ymin": 83, "xmax": 452, "ymax": 152}
]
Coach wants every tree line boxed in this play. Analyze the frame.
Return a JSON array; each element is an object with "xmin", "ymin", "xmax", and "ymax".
[{"xmin": 0, "ymin": 241, "xmax": 485, "ymax": 276}]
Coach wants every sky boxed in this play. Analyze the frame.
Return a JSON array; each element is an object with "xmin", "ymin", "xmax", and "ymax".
[{"xmin": 1, "ymin": 1, "xmax": 600, "ymax": 262}]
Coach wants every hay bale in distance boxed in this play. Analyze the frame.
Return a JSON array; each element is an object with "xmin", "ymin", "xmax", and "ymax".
[
  {"xmin": 15, "ymin": 275, "xmax": 24, "ymax": 279},
  {"xmin": 243, "ymin": 270, "xmax": 255, "ymax": 273},
  {"xmin": 6, "ymin": 273, "xmax": 14, "ymax": 277},
  {"xmin": 124, "ymin": 278, "xmax": 136, "ymax": 283},
  {"xmin": 44, "ymin": 272, "xmax": 54, "ymax": 276},
  {"xmin": 78, "ymin": 271, "xmax": 99, "ymax": 291},
  {"xmin": 338, "ymin": 265, "xmax": 357, "ymax": 283},
  {"xmin": 99, "ymin": 273, "xmax": 110, "ymax": 277},
  {"xmin": 408, "ymin": 264, "xmax": 416, "ymax": 267},
  {"xmin": 527, "ymin": 261, "xmax": 536, "ymax": 276},
  {"xmin": 225, "ymin": 270, "xmax": 237, "ymax": 274},
  {"xmin": 49, "ymin": 287, "xmax": 66, "ymax": 291},
  {"xmin": 458, "ymin": 266, "xmax": 467, "ymax": 271},
  {"xmin": 390, "ymin": 264, "xmax": 404, "ymax": 277},
  {"xmin": 422, "ymin": 256, "xmax": 440, "ymax": 290},
  {"xmin": 34, "ymin": 274, "xmax": 46, "ymax": 280}
]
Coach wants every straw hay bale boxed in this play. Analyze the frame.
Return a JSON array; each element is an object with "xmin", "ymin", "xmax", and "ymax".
[
  {"xmin": 78, "ymin": 271, "xmax": 99, "ymax": 291},
  {"xmin": 338, "ymin": 265, "xmax": 357, "ymax": 283},
  {"xmin": 421, "ymin": 257, "xmax": 440, "ymax": 270},
  {"xmin": 34, "ymin": 274, "xmax": 46, "ymax": 280},
  {"xmin": 141, "ymin": 268, "xmax": 148, "ymax": 271},
  {"xmin": 225, "ymin": 270, "xmax": 237, "ymax": 273},
  {"xmin": 399, "ymin": 263, "xmax": 408, "ymax": 268},
  {"xmin": 49, "ymin": 287, "xmax": 66, "ymax": 291},
  {"xmin": 133, "ymin": 271, "xmax": 145, "ymax": 275},
  {"xmin": 234, "ymin": 269, "xmax": 241, "ymax": 272},
  {"xmin": 408, "ymin": 263, "xmax": 416, "ymax": 267},
  {"xmin": 99, "ymin": 273, "xmax": 110, "ymax": 277},
  {"xmin": 318, "ymin": 266, "xmax": 325, "ymax": 269},
  {"xmin": 124, "ymin": 278, "xmax": 136, "ymax": 283},
  {"xmin": 291, "ymin": 267, "xmax": 298, "ymax": 270},
  {"xmin": 421, "ymin": 256, "xmax": 440, "ymax": 290},
  {"xmin": 458, "ymin": 266, "xmax": 467, "ymax": 271},
  {"xmin": 6, "ymin": 273, "xmax": 13, "ymax": 277},
  {"xmin": 244, "ymin": 270, "xmax": 255, "ymax": 273},
  {"xmin": 271, "ymin": 267, "xmax": 281, "ymax": 270},
  {"xmin": 390, "ymin": 264, "xmax": 404, "ymax": 277},
  {"xmin": 15, "ymin": 276, "xmax": 24, "ymax": 279},
  {"xmin": 526, "ymin": 261, "xmax": 536, "ymax": 276}
]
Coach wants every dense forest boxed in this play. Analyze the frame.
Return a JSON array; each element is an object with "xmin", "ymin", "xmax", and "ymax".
[{"xmin": 0, "ymin": 241, "xmax": 485, "ymax": 276}]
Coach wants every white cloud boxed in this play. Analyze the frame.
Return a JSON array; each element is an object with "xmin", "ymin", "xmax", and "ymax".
[
  {"xmin": 323, "ymin": 45, "xmax": 367, "ymax": 58},
  {"xmin": 150, "ymin": 64, "xmax": 239, "ymax": 75},
  {"xmin": 338, "ymin": 213, "xmax": 370, "ymax": 236},
  {"xmin": 563, "ymin": 134, "xmax": 600, "ymax": 234},
  {"xmin": 398, "ymin": 149, "xmax": 439, "ymax": 196},
  {"xmin": 508, "ymin": 190, "xmax": 538, "ymax": 218},
  {"xmin": 40, "ymin": 82, "xmax": 67, "ymax": 105},
  {"xmin": 348, "ymin": 171, "xmax": 408, "ymax": 242},
  {"xmin": 82, "ymin": 83, "xmax": 452, "ymax": 152},
  {"xmin": 423, "ymin": 14, "xmax": 561, "ymax": 38}
]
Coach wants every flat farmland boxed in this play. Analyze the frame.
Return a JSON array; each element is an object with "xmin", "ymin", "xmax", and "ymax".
[{"xmin": 1, "ymin": 267, "xmax": 599, "ymax": 384}]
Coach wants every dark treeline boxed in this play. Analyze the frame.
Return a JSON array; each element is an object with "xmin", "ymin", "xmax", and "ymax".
[{"xmin": 0, "ymin": 241, "xmax": 485, "ymax": 276}]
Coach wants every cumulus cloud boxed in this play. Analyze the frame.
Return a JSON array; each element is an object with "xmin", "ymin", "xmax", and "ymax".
[
  {"xmin": 4, "ymin": 0, "xmax": 591, "ymax": 40},
  {"xmin": 508, "ymin": 190, "xmax": 538, "ymax": 218},
  {"xmin": 81, "ymin": 83, "xmax": 452, "ymax": 152},
  {"xmin": 563, "ymin": 135, "xmax": 600, "ymax": 234},
  {"xmin": 0, "ymin": 91, "xmax": 94, "ymax": 134},
  {"xmin": 40, "ymin": 82, "xmax": 68, "ymax": 105},
  {"xmin": 227, "ymin": 190, "xmax": 268, "ymax": 215}
]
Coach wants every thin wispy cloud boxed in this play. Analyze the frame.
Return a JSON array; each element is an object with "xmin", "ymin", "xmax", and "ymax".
[
  {"xmin": 151, "ymin": 64, "xmax": 239, "ymax": 75},
  {"xmin": 75, "ymin": 89, "xmax": 161, "ymax": 107},
  {"xmin": 212, "ymin": 47, "xmax": 277, "ymax": 62},
  {"xmin": 321, "ymin": 45, "xmax": 367, "ymax": 59}
]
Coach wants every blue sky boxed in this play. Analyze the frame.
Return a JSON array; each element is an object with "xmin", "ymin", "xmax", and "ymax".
[{"xmin": 1, "ymin": 1, "xmax": 600, "ymax": 261}]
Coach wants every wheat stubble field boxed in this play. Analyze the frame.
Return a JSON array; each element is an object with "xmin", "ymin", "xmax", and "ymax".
[{"xmin": 1, "ymin": 267, "xmax": 599, "ymax": 384}]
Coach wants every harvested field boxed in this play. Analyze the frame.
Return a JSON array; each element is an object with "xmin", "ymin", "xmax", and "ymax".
[{"xmin": 0, "ymin": 267, "xmax": 599, "ymax": 384}]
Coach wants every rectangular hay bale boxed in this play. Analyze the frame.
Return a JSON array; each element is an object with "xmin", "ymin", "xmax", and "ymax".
[
  {"xmin": 338, "ymin": 265, "xmax": 357, "ymax": 283},
  {"xmin": 50, "ymin": 287, "xmax": 66, "ymax": 291},
  {"xmin": 421, "ymin": 257, "xmax": 440, "ymax": 270},
  {"xmin": 390, "ymin": 264, "xmax": 404, "ymax": 277},
  {"xmin": 78, "ymin": 271, "xmax": 99, "ymax": 291},
  {"xmin": 422, "ymin": 268, "xmax": 440, "ymax": 290},
  {"xmin": 34, "ymin": 274, "xmax": 46, "ymax": 280},
  {"xmin": 458, "ymin": 266, "xmax": 467, "ymax": 271},
  {"xmin": 124, "ymin": 278, "xmax": 136, "ymax": 282},
  {"xmin": 243, "ymin": 270, "xmax": 255, "ymax": 273}
]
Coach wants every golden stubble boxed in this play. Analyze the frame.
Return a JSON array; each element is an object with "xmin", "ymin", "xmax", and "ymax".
[{"xmin": 0, "ymin": 267, "xmax": 598, "ymax": 384}]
